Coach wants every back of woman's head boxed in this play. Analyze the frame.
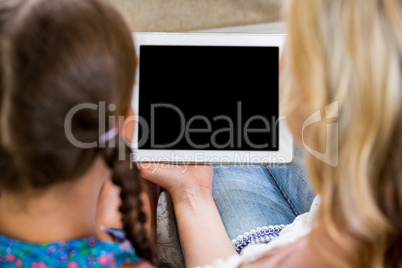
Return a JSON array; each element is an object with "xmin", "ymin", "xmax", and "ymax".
[
  {"xmin": 282, "ymin": 0, "xmax": 401, "ymax": 267},
  {"xmin": 0, "ymin": 0, "xmax": 155, "ymax": 264}
]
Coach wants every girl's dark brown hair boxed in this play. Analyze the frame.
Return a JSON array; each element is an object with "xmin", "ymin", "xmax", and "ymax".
[{"xmin": 0, "ymin": 0, "xmax": 155, "ymax": 264}]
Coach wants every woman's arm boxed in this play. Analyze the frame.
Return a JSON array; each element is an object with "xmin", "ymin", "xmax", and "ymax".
[
  {"xmin": 141, "ymin": 164, "xmax": 236, "ymax": 268},
  {"xmin": 171, "ymin": 182, "xmax": 236, "ymax": 267}
]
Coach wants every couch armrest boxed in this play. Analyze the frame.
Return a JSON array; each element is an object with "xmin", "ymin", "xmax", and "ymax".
[{"xmin": 156, "ymin": 190, "xmax": 185, "ymax": 268}]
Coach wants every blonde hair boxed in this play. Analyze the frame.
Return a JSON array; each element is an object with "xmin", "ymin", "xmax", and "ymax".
[{"xmin": 281, "ymin": 0, "xmax": 402, "ymax": 267}]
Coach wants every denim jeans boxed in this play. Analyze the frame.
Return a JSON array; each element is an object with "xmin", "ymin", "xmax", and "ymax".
[{"xmin": 212, "ymin": 146, "xmax": 315, "ymax": 240}]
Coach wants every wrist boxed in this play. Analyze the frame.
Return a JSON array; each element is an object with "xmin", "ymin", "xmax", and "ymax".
[{"xmin": 170, "ymin": 183, "xmax": 213, "ymax": 206}]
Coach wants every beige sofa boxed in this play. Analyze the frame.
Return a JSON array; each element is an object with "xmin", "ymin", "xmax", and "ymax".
[{"xmin": 112, "ymin": 0, "xmax": 282, "ymax": 32}]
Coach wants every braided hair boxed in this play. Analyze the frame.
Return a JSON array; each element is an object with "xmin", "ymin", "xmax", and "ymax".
[{"xmin": 102, "ymin": 137, "xmax": 156, "ymax": 264}]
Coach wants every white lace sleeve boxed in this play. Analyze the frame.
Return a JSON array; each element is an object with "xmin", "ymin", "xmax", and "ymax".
[{"xmin": 195, "ymin": 196, "xmax": 320, "ymax": 268}]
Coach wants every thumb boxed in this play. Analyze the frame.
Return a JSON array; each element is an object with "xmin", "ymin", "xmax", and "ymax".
[{"xmin": 139, "ymin": 163, "xmax": 159, "ymax": 183}]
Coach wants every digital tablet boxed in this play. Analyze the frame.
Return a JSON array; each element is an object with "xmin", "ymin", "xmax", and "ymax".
[{"xmin": 131, "ymin": 33, "xmax": 293, "ymax": 164}]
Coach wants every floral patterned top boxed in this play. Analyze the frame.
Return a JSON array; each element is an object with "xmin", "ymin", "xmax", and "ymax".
[{"xmin": 0, "ymin": 227, "xmax": 143, "ymax": 268}]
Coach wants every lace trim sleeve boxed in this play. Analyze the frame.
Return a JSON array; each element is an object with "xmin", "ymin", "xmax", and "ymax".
[{"xmin": 231, "ymin": 225, "xmax": 286, "ymax": 254}]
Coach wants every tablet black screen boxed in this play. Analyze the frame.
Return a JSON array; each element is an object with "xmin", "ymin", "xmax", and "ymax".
[{"xmin": 138, "ymin": 45, "xmax": 279, "ymax": 151}]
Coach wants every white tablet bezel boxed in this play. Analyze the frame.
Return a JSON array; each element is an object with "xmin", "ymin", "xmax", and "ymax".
[{"xmin": 131, "ymin": 33, "xmax": 293, "ymax": 164}]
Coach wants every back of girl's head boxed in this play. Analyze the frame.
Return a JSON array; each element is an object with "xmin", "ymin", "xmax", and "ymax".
[
  {"xmin": 282, "ymin": 0, "xmax": 401, "ymax": 267},
  {"xmin": 1, "ymin": 0, "xmax": 134, "ymax": 190},
  {"xmin": 0, "ymin": 0, "xmax": 155, "ymax": 264}
]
